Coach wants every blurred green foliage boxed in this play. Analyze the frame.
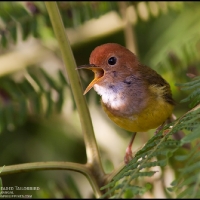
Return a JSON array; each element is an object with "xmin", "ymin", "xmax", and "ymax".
[{"xmin": 0, "ymin": 1, "xmax": 200, "ymax": 198}]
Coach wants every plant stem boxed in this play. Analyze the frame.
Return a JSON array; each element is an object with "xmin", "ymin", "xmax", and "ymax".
[
  {"xmin": 0, "ymin": 162, "xmax": 101, "ymax": 197},
  {"xmin": 44, "ymin": 1, "xmax": 105, "ymax": 194}
]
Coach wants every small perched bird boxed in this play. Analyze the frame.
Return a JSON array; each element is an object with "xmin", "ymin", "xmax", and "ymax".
[{"xmin": 77, "ymin": 43, "xmax": 175, "ymax": 164}]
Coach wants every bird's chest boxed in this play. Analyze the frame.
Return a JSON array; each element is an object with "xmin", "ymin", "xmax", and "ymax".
[
  {"xmin": 93, "ymin": 83, "xmax": 146, "ymax": 117},
  {"xmin": 93, "ymin": 83, "xmax": 174, "ymax": 132},
  {"xmin": 94, "ymin": 84, "xmax": 125, "ymax": 109}
]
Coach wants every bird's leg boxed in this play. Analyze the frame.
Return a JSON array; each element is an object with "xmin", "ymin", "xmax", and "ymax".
[{"xmin": 124, "ymin": 132, "xmax": 137, "ymax": 164}]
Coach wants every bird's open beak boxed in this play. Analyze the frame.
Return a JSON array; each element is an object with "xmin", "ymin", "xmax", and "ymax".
[{"xmin": 76, "ymin": 64, "xmax": 104, "ymax": 95}]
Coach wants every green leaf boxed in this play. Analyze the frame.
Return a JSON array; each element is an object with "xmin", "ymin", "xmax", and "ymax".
[
  {"xmin": 22, "ymin": 19, "xmax": 31, "ymax": 40},
  {"xmin": 123, "ymin": 187, "xmax": 135, "ymax": 198},
  {"xmin": 178, "ymin": 174, "xmax": 199, "ymax": 188},
  {"xmin": 32, "ymin": 17, "xmax": 38, "ymax": 37},
  {"xmin": 123, "ymin": 171, "xmax": 157, "ymax": 179},
  {"xmin": 4, "ymin": 103, "xmax": 14, "ymax": 130},
  {"xmin": 176, "ymin": 76, "xmax": 200, "ymax": 87},
  {"xmin": 175, "ymin": 154, "xmax": 190, "ymax": 161},
  {"xmin": 147, "ymin": 149, "xmax": 172, "ymax": 159},
  {"xmin": 100, "ymin": 181, "xmax": 115, "ymax": 190},
  {"xmin": 0, "ymin": 66, "xmax": 68, "ymax": 132},
  {"xmin": 177, "ymin": 187, "xmax": 195, "ymax": 198},
  {"xmin": 58, "ymin": 70, "xmax": 68, "ymax": 85},
  {"xmin": 40, "ymin": 68, "xmax": 59, "ymax": 90},
  {"xmin": 178, "ymin": 161, "xmax": 200, "ymax": 173},
  {"xmin": 180, "ymin": 82, "xmax": 200, "ymax": 91},
  {"xmin": 181, "ymin": 124, "xmax": 200, "ymax": 144},
  {"xmin": 123, "ymin": 185, "xmax": 143, "ymax": 198},
  {"xmin": 56, "ymin": 88, "xmax": 64, "ymax": 113},
  {"xmin": 45, "ymin": 91, "xmax": 53, "ymax": 117},
  {"xmin": 0, "ymin": 107, "xmax": 6, "ymax": 133},
  {"xmin": 17, "ymin": 97, "xmax": 27, "ymax": 125},
  {"xmin": 189, "ymin": 95, "xmax": 200, "ymax": 108},
  {"xmin": 10, "ymin": 24, "xmax": 17, "ymax": 43},
  {"xmin": 19, "ymin": 78, "xmax": 36, "ymax": 94},
  {"xmin": 160, "ymin": 139, "xmax": 180, "ymax": 147},
  {"xmin": 170, "ymin": 179, "xmax": 178, "ymax": 187},
  {"xmin": 180, "ymin": 88, "xmax": 200, "ymax": 103},
  {"xmin": 1, "ymin": 33, "xmax": 7, "ymax": 47},
  {"xmin": 30, "ymin": 93, "xmax": 41, "ymax": 115},
  {"xmin": 65, "ymin": 175, "xmax": 82, "ymax": 198},
  {"xmin": 139, "ymin": 160, "xmax": 167, "ymax": 170}
]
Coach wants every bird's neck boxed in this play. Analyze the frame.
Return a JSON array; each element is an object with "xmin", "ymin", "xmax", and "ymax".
[{"xmin": 94, "ymin": 83, "xmax": 126, "ymax": 111}]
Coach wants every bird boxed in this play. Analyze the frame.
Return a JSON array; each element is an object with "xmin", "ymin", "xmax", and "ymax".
[{"xmin": 77, "ymin": 43, "xmax": 175, "ymax": 164}]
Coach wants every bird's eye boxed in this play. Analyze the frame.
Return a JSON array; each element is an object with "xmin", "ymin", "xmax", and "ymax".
[{"xmin": 108, "ymin": 57, "xmax": 117, "ymax": 65}]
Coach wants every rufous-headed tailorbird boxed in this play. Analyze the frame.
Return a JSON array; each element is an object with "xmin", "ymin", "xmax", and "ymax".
[{"xmin": 77, "ymin": 43, "xmax": 175, "ymax": 164}]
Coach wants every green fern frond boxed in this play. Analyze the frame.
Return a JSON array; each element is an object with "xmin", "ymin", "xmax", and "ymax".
[
  {"xmin": 101, "ymin": 126, "xmax": 181, "ymax": 198},
  {"xmin": 0, "ymin": 2, "xmax": 34, "ymax": 45},
  {"xmin": 169, "ymin": 141, "xmax": 200, "ymax": 198},
  {"xmin": 0, "ymin": 2, "xmax": 189, "ymax": 48},
  {"xmin": 139, "ymin": 3, "xmax": 200, "ymax": 85},
  {"xmin": 176, "ymin": 76, "xmax": 200, "ymax": 108},
  {"xmin": 0, "ymin": 67, "xmax": 68, "ymax": 133},
  {"xmin": 0, "ymin": 2, "xmax": 119, "ymax": 47},
  {"xmin": 101, "ymin": 76, "xmax": 200, "ymax": 198},
  {"xmin": 167, "ymin": 76, "xmax": 200, "ymax": 198},
  {"xmin": 101, "ymin": 109, "xmax": 200, "ymax": 198}
]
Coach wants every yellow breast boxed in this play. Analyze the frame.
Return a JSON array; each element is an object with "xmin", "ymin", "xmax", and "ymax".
[{"xmin": 101, "ymin": 85, "xmax": 174, "ymax": 132}]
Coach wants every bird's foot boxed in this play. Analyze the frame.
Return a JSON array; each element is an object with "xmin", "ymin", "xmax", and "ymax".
[{"xmin": 124, "ymin": 146, "xmax": 133, "ymax": 165}]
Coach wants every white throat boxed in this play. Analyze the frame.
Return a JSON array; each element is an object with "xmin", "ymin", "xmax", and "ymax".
[{"xmin": 93, "ymin": 83, "xmax": 126, "ymax": 110}]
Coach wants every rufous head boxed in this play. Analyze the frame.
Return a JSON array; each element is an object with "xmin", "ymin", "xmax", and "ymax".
[{"xmin": 77, "ymin": 43, "xmax": 140, "ymax": 95}]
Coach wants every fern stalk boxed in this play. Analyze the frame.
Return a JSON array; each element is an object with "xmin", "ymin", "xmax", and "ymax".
[
  {"xmin": 44, "ymin": 1, "xmax": 105, "ymax": 195},
  {"xmin": 0, "ymin": 2, "xmax": 105, "ymax": 198},
  {"xmin": 1, "ymin": 162, "xmax": 100, "ymax": 196}
]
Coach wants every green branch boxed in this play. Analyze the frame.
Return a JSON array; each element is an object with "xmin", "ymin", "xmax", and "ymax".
[
  {"xmin": 44, "ymin": 1, "xmax": 105, "ymax": 194},
  {"xmin": 0, "ymin": 2, "xmax": 107, "ymax": 198},
  {"xmin": 0, "ymin": 162, "xmax": 101, "ymax": 197}
]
